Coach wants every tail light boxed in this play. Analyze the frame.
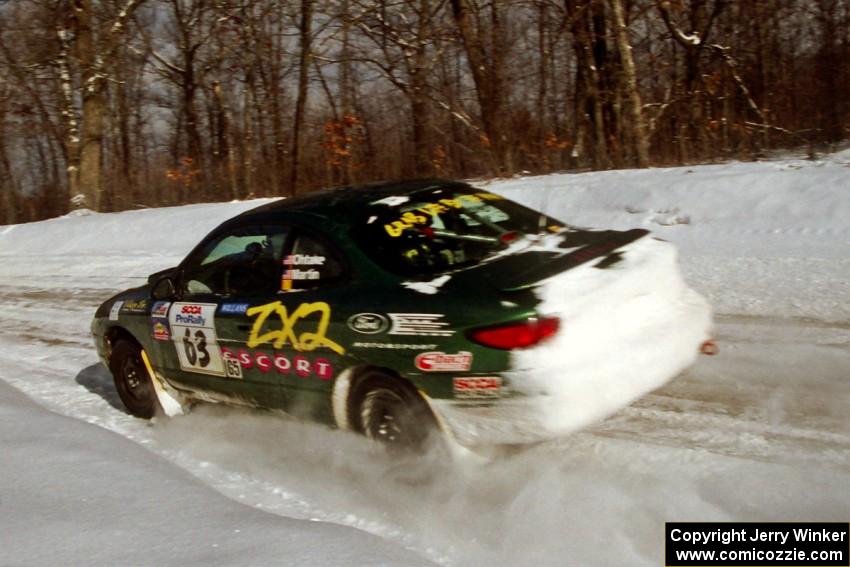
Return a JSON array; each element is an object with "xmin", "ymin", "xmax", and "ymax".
[{"xmin": 468, "ymin": 317, "xmax": 560, "ymax": 350}]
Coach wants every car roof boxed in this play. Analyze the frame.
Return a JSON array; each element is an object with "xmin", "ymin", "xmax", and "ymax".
[{"xmin": 239, "ymin": 178, "xmax": 473, "ymax": 223}]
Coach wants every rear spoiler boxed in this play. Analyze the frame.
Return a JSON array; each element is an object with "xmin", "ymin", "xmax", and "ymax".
[{"xmin": 500, "ymin": 229, "xmax": 649, "ymax": 291}]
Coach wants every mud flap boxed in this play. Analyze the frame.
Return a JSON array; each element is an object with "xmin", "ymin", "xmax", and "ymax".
[{"xmin": 140, "ymin": 349, "xmax": 186, "ymax": 417}]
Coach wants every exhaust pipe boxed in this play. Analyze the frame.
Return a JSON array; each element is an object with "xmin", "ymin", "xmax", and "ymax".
[{"xmin": 699, "ymin": 340, "xmax": 719, "ymax": 356}]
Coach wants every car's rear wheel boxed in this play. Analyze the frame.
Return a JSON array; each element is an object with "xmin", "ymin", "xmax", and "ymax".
[
  {"xmin": 110, "ymin": 340, "xmax": 160, "ymax": 419},
  {"xmin": 353, "ymin": 372, "xmax": 438, "ymax": 453}
]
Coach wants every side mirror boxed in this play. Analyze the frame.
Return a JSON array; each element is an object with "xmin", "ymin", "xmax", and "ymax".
[
  {"xmin": 147, "ymin": 266, "xmax": 177, "ymax": 285},
  {"xmin": 151, "ymin": 276, "xmax": 177, "ymax": 300}
]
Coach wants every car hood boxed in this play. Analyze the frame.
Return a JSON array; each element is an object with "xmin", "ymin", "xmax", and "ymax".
[{"xmin": 445, "ymin": 228, "xmax": 649, "ymax": 292}]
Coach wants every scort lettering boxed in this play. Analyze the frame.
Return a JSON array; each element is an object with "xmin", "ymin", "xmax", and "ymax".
[{"xmin": 221, "ymin": 348, "xmax": 334, "ymax": 380}]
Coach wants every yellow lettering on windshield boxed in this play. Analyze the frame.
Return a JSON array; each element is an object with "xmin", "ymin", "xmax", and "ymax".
[{"xmin": 246, "ymin": 301, "xmax": 345, "ymax": 355}]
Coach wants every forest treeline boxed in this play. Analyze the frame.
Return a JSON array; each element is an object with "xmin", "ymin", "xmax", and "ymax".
[{"xmin": 1, "ymin": 0, "xmax": 848, "ymax": 223}]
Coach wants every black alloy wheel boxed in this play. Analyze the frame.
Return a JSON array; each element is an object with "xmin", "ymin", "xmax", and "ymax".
[
  {"xmin": 110, "ymin": 340, "xmax": 160, "ymax": 419},
  {"xmin": 354, "ymin": 372, "xmax": 437, "ymax": 453}
]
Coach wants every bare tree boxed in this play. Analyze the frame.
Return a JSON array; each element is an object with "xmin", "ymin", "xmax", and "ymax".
[
  {"xmin": 609, "ymin": 0, "xmax": 649, "ymax": 166},
  {"xmin": 290, "ymin": 0, "xmax": 314, "ymax": 194}
]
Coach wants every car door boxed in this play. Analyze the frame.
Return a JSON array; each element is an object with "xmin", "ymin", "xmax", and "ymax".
[
  {"xmin": 157, "ymin": 223, "xmax": 290, "ymax": 408},
  {"xmin": 229, "ymin": 228, "xmax": 351, "ymax": 422}
]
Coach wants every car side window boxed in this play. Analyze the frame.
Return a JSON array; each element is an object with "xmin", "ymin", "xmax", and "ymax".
[
  {"xmin": 182, "ymin": 225, "xmax": 288, "ymax": 296},
  {"xmin": 281, "ymin": 232, "xmax": 344, "ymax": 291}
]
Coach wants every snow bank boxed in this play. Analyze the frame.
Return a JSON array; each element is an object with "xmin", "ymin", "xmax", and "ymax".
[{"xmin": 0, "ymin": 379, "xmax": 433, "ymax": 566}]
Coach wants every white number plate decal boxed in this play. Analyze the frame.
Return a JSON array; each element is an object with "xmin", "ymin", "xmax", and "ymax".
[
  {"xmin": 223, "ymin": 351, "xmax": 243, "ymax": 379},
  {"xmin": 169, "ymin": 302, "xmax": 226, "ymax": 376}
]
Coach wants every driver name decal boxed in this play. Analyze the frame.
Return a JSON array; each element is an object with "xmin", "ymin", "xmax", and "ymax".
[
  {"xmin": 169, "ymin": 302, "xmax": 227, "ymax": 376},
  {"xmin": 246, "ymin": 300, "xmax": 345, "ymax": 355}
]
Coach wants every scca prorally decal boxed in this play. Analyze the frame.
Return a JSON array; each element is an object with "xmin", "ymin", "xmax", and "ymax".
[
  {"xmin": 151, "ymin": 320, "xmax": 170, "ymax": 341},
  {"xmin": 171, "ymin": 303, "xmax": 209, "ymax": 327},
  {"xmin": 352, "ymin": 342, "xmax": 437, "ymax": 350},
  {"xmin": 220, "ymin": 303, "xmax": 250, "ymax": 315},
  {"xmin": 246, "ymin": 301, "xmax": 345, "ymax": 355},
  {"xmin": 109, "ymin": 301, "xmax": 123, "ymax": 321},
  {"xmin": 169, "ymin": 302, "xmax": 227, "ymax": 376},
  {"xmin": 348, "ymin": 313, "xmax": 389, "ymax": 334},
  {"xmin": 151, "ymin": 301, "xmax": 171, "ymax": 318},
  {"xmin": 453, "ymin": 377, "xmax": 502, "ymax": 399},
  {"xmin": 415, "ymin": 351, "xmax": 473, "ymax": 372},
  {"xmin": 388, "ymin": 313, "xmax": 454, "ymax": 337},
  {"xmin": 122, "ymin": 298, "xmax": 148, "ymax": 312},
  {"xmin": 221, "ymin": 348, "xmax": 334, "ymax": 380}
]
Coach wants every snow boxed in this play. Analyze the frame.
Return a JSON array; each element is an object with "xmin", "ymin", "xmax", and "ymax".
[
  {"xmin": 0, "ymin": 380, "xmax": 433, "ymax": 566},
  {"xmin": 510, "ymin": 237, "xmax": 712, "ymax": 439},
  {"xmin": 402, "ymin": 274, "xmax": 452, "ymax": 294},
  {"xmin": 1, "ymin": 150, "xmax": 849, "ymax": 565}
]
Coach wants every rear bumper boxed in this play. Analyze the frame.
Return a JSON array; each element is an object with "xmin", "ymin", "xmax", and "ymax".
[
  {"xmin": 431, "ymin": 289, "xmax": 710, "ymax": 446},
  {"xmin": 430, "ymin": 237, "xmax": 713, "ymax": 446}
]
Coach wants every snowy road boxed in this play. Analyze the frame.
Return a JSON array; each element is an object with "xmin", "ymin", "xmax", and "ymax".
[
  {"xmin": 2, "ymin": 154, "xmax": 849, "ymax": 565},
  {"xmin": 1, "ymin": 265, "xmax": 848, "ymax": 566}
]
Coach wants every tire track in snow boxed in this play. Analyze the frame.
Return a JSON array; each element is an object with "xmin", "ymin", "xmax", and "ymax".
[{"xmin": 1, "ymin": 279, "xmax": 850, "ymax": 566}]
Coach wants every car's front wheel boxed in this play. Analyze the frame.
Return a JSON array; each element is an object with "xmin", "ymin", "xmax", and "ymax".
[
  {"xmin": 353, "ymin": 371, "xmax": 438, "ymax": 452},
  {"xmin": 110, "ymin": 340, "xmax": 160, "ymax": 419}
]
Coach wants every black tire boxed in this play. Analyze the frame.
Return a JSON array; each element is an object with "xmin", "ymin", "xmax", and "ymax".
[
  {"xmin": 110, "ymin": 340, "xmax": 160, "ymax": 419},
  {"xmin": 352, "ymin": 371, "xmax": 438, "ymax": 453}
]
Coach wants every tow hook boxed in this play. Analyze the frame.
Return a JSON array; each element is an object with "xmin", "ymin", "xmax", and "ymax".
[{"xmin": 700, "ymin": 340, "xmax": 719, "ymax": 356}]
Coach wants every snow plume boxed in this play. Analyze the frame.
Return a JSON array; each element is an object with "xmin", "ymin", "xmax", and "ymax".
[{"xmin": 510, "ymin": 236, "xmax": 712, "ymax": 438}]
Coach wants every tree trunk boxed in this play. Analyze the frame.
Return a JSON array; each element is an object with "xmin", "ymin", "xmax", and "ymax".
[
  {"xmin": 72, "ymin": 0, "xmax": 103, "ymax": 209},
  {"xmin": 609, "ymin": 0, "xmax": 650, "ymax": 167},
  {"xmin": 567, "ymin": 0, "xmax": 610, "ymax": 169},
  {"xmin": 0, "ymin": 100, "xmax": 17, "ymax": 224},
  {"xmin": 450, "ymin": 0, "xmax": 511, "ymax": 176},
  {"xmin": 290, "ymin": 0, "xmax": 314, "ymax": 195}
]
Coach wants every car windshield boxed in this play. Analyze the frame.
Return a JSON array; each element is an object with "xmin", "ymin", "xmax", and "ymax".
[{"xmin": 351, "ymin": 185, "xmax": 564, "ymax": 276}]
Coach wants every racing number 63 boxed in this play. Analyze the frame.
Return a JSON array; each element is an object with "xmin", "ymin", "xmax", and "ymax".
[{"xmin": 183, "ymin": 328, "xmax": 211, "ymax": 367}]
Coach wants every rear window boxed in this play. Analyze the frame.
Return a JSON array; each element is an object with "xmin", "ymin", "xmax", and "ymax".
[{"xmin": 351, "ymin": 185, "xmax": 564, "ymax": 276}]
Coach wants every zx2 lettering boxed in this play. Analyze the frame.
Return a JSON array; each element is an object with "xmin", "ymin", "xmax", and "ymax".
[{"xmin": 246, "ymin": 301, "xmax": 345, "ymax": 355}]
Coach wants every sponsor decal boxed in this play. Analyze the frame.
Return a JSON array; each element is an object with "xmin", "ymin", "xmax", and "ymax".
[
  {"xmin": 151, "ymin": 301, "xmax": 171, "ymax": 318},
  {"xmin": 221, "ymin": 348, "xmax": 334, "ymax": 380},
  {"xmin": 122, "ymin": 298, "xmax": 148, "ymax": 313},
  {"xmin": 220, "ymin": 302, "xmax": 250, "ymax": 315},
  {"xmin": 352, "ymin": 342, "xmax": 437, "ymax": 350},
  {"xmin": 151, "ymin": 321, "xmax": 170, "ymax": 341},
  {"xmin": 283, "ymin": 268, "xmax": 320, "ymax": 280},
  {"xmin": 348, "ymin": 313, "xmax": 389, "ymax": 334},
  {"xmin": 109, "ymin": 301, "xmax": 123, "ymax": 321},
  {"xmin": 383, "ymin": 192, "xmax": 504, "ymax": 237},
  {"xmin": 245, "ymin": 300, "xmax": 345, "ymax": 355},
  {"xmin": 169, "ymin": 302, "xmax": 226, "ymax": 376},
  {"xmin": 170, "ymin": 303, "xmax": 215, "ymax": 327},
  {"xmin": 389, "ymin": 313, "xmax": 454, "ymax": 337},
  {"xmin": 415, "ymin": 351, "xmax": 473, "ymax": 372},
  {"xmin": 453, "ymin": 377, "xmax": 502, "ymax": 399},
  {"xmin": 283, "ymin": 254, "xmax": 325, "ymax": 266}
]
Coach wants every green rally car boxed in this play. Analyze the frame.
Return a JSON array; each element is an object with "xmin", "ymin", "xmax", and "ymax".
[{"xmin": 92, "ymin": 179, "xmax": 713, "ymax": 450}]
